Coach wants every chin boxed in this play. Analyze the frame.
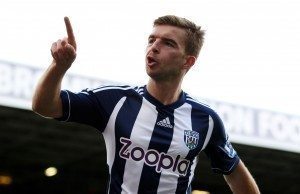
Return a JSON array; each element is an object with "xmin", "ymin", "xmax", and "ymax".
[
  {"xmin": 146, "ymin": 71, "xmax": 157, "ymax": 80},
  {"xmin": 146, "ymin": 66, "xmax": 154, "ymax": 76},
  {"xmin": 148, "ymin": 74, "xmax": 166, "ymax": 82}
]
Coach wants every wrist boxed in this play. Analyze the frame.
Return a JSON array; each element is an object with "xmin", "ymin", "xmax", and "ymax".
[{"xmin": 50, "ymin": 59, "xmax": 71, "ymax": 75}]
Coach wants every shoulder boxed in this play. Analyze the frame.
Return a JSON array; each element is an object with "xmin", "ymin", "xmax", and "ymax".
[
  {"xmin": 185, "ymin": 93, "xmax": 220, "ymax": 119},
  {"xmin": 82, "ymin": 84, "xmax": 145, "ymax": 96}
]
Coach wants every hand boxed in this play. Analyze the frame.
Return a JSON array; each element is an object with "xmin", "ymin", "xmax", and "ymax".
[{"xmin": 51, "ymin": 17, "xmax": 77, "ymax": 70}]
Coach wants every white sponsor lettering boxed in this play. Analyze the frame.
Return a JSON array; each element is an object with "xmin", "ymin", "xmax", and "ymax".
[{"xmin": 119, "ymin": 137, "xmax": 190, "ymax": 176}]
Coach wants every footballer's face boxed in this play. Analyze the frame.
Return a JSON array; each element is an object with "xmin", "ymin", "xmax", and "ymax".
[{"xmin": 145, "ymin": 25, "xmax": 191, "ymax": 81}]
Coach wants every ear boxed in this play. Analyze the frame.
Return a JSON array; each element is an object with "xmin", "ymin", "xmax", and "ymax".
[{"xmin": 183, "ymin": 55, "xmax": 196, "ymax": 70}]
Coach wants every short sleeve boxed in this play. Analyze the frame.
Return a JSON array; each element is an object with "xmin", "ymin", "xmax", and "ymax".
[
  {"xmin": 55, "ymin": 86, "xmax": 125, "ymax": 132},
  {"xmin": 203, "ymin": 112, "xmax": 240, "ymax": 175}
]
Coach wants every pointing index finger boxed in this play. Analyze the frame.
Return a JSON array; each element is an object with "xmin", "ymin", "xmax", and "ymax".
[{"xmin": 64, "ymin": 16, "xmax": 77, "ymax": 50}]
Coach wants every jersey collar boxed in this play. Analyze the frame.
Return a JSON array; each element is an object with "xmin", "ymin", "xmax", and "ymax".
[{"xmin": 142, "ymin": 85, "xmax": 186, "ymax": 109}]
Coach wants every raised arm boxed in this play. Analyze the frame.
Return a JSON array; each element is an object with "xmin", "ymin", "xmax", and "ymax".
[
  {"xmin": 32, "ymin": 17, "xmax": 77, "ymax": 118},
  {"xmin": 224, "ymin": 160, "xmax": 260, "ymax": 194}
]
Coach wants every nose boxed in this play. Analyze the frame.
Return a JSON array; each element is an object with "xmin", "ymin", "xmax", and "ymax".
[{"xmin": 149, "ymin": 40, "xmax": 160, "ymax": 54}]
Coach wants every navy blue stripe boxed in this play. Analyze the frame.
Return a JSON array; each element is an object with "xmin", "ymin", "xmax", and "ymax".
[
  {"xmin": 176, "ymin": 103, "xmax": 209, "ymax": 194},
  {"xmin": 138, "ymin": 107, "xmax": 175, "ymax": 194},
  {"xmin": 109, "ymin": 94, "xmax": 143, "ymax": 194}
]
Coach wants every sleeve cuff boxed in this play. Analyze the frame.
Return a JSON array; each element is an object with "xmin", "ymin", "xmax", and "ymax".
[
  {"xmin": 212, "ymin": 156, "xmax": 240, "ymax": 175},
  {"xmin": 54, "ymin": 90, "xmax": 71, "ymax": 122}
]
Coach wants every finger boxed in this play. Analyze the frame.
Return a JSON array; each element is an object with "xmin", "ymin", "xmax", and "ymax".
[
  {"xmin": 57, "ymin": 39, "xmax": 62, "ymax": 49},
  {"xmin": 51, "ymin": 42, "xmax": 58, "ymax": 59},
  {"xmin": 57, "ymin": 48, "xmax": 66, "ymax": 60},
  {"xmin": 61, "ymin": 40, "xmax": 67, "ymax": 48},
  {"xmin": 56, "ymin": 39, "xmax": 69, "ymax": 60},
  {"xmin": 65, "ymin": 44, "xmax": 77, "ymax": 59},
  {"xmin": 62, "ymin": 37, "xmax": 68, "ymax": 47},
  {"xmin": 64, "ymin": 17, "xmax": 77, "ymax": 50},
  {"xmin": 52, "ymin": 49, "xmax": 59, "ymax": 61},
  {"xmin": 51, "ymin": 42, "xmax": 57, "ymax": 53}
]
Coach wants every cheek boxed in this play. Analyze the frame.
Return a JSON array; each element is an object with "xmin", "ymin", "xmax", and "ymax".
[{"xmin": 167, "ymin": 53, "xmax": 185, "ymax": 64}]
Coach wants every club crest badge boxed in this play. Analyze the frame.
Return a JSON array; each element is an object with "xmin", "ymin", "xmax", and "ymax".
[{"xmin": 184, "ymin": 130, "xmax": 199, "ymax": 150}]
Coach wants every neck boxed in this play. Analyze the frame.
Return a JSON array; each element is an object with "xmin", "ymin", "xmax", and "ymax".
[{"xmin": 146, "ymin": 78, "xmax": 183, "ymax": 105}]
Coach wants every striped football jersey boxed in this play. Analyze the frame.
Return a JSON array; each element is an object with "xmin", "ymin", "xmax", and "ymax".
[{"xmin": 57, "ymin": 85, "xmax": 240, "ymax": 194}]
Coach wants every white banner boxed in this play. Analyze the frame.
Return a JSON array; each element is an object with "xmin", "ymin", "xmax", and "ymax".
[
  {"xmin": 1, "ymin": 60, "xmax": 299, "ymax": 153},
  {"xmin": 208, "ymin": 100, "xmax": 300, "ymax": 153}
]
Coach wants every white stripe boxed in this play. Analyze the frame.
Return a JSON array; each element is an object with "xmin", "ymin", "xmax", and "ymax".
[
  {"xmin": 102, "ymin": 97, "xmax": 127, "ymax": 173},
  {"xmin": 157, "ymin": 103, "xmax": 192, "ymax": 193},
  {"xmin": 201, "ymin": 115, "xmax": 214, "ymax": 151},
  {"xmin": 121, "ymin": 99, "xmax": 157, "ymax": 194},
  {"xmin": 62, "ymin": 90, "xmax": 71, "ymax": 122},
  {"xmin": 79, "ymin": 91, "xmax": 89, "ymax": 95},
  {"xmin": 187, "ymin": 157, "xmax": 198, "ymax": 188},
  {"xmin": 94, "ymin": 84, "xmax": 131, "ymax": 90},
  {"xmin": 81, "ymin": 86, "xmax": 141, "ymax": 95},
  {"xmin": 136, "ymin": 87, "xmax": 144, "ymax": 94},
  {"xmin": 186, "ymin": 97, "xmax": 210, "ymax": 108},
  {"xmin": 93, "ymin": 85, "xmax": 134, "ymax": 93},
  {"xmin": 163, "ymin": 119, "xmax": 167, "ymax": 124},
  {"xmin": 166, "ymin": 117, "xmax": 170, "ymax": 124}
]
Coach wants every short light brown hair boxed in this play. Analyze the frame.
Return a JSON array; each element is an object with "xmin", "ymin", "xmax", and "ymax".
[{"xmin": 154, "ymin": 15, "xmax": 205, "ymax": 58}]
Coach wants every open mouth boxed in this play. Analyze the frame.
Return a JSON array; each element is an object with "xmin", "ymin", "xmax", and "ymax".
[{"xmin": 147, "ymin": 56, "xmax": 158, "ymax": 66}]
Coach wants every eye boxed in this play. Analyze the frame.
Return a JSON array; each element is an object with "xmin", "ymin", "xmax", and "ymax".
[
  {"xmin": 165, "ymin": 41, "xmax": 174, "ymax": 47},
  {"xmin": 148, "ymin": 38, "xmax": 155, "ymax": 45}
]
